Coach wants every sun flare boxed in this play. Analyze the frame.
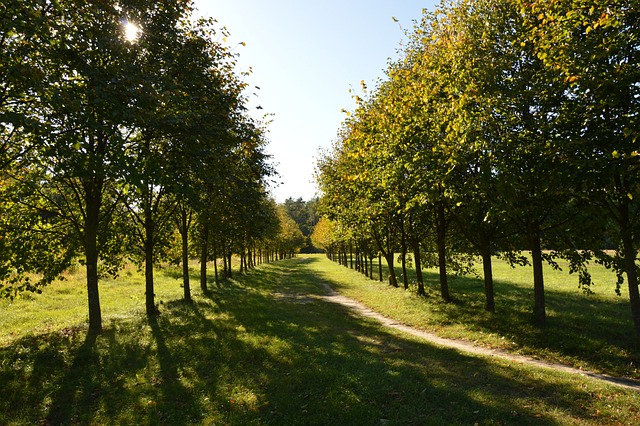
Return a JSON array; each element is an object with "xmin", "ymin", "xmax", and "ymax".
[{"xmin": 123, "ymin": 21, "xmax": 141, "ymax": 42}]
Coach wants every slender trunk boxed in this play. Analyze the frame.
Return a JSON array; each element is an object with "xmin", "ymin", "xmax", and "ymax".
[
  {"xmin": 144, "ymin": 205, "xmax": 156, "ymax": 316},
  {"xmin": 364, "ymin": 253, "xmax": 368, "ymax": 277},
  {"xmin": 401, "ymin": 227, "xmax": 408, "ymax": 290},
  {"xmin": 180, "ymin": 208, "xmax": 191, "ymax": 303},
  {"xmin": 369, "ymin": 257, "xmax": 373, "ymax": 280},
  {"xmin": 227, "ymin": 252, "xmax": 233, "ymax": 278},
  {"xmin": 529, "ymin": 226, "xmax": 545, "ymax": 325},
  {"xmin": 222, "ymin": 244, "xmax": 228, "ymax": 278},
  {"xmin": 480, "ymin": 242, "xmax": 495, "ymax": 313},
  {"xmin": 213, "ymin": 240, "xmax": 219, "ymax": 286},
  {"xmin": 412, "ymin": 240, "xmax": 425, "ymax": 296},
  {"xmin": 401, "ymin": 252, "xmax": 408, "ymax": 290},
  {"xmin": 620, "ymin": 197, "xmax": 640, "ymax": 337},
  {"xmin": 623, "ymin": 233, "xmax": 640, "ymax": 338},
  {"xmin": 378, "ymin": 253, "xmax": 382, "ymax": 282},
  {"xmin": 200, "ymin": 223, "xmax": 208, "ymax": 292},
  {"xmin": 350, "ymin": 243, "xmax": 353, "ymax": 269},
  {"xmin": 385, "ymin": 253, "xmax": 398, "ymax": 287},
  {"xmin": 85, "ymin": 187, "xmax": 102, "ymax": 334},
  {"xmin": 436, "ymin": 201, "xmax": 451, "ymax": 302},
  {"xmin": 372, "ymin": 225, "xmax": 398, "ymax": 287}
]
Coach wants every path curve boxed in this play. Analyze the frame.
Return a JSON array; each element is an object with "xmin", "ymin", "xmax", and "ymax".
[{"xmin": 317, "ymin": 282, "xmax": 640, "ymax": 393}]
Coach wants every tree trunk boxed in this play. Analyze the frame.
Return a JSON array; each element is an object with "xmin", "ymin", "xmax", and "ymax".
[
  {"xmin": 529, "ymin": 226, "xmax": 545, "ymax": 325},
  {"xmin": 222, "ymin": 244, "xmax": 228, "ymax": 278},
  {"xmin": 620, "ymin": 196, "xmax": 640, "ymax": 337},
  {"xmin": 481, "ymin": 246, "xmax": 495, "ymax": 313},
  {"xmin": 378, "ymin": 253, "xmax": 382, "ymax": 282},
  {"xmin": 364, "ymin": 253, "xmax": 368, "ymax": 277},
  {"xmin": 412, "ymin": 240, "xmax": 425, "ymax": 296},
  {"xmin": 213, "ymin": 240, "xmax": 219, "ymax": 287},
  {"xmin": 401, "ymin": 227, "xmax": 408, "ymax": 290},
  {"xmin": 180, "ymin": 208, "xmax": 191, "ymax": 303},
  {"xmin": 144, "ymin": 204, "xmax": 156, "ymax": 317},
  {"xmin": 350, "ymin": 243, "xmax": 353, "ymax": 269},
  {"xmin": 436, "ymin": 201, "xmax": 451, "ymax": 302},
  {"xmin": 85, "ymin": 186, "xmax": 102, "ymax": 334},
  {"xmin": 200, "ymin": 222, "xmax": 208, "ymax": 292},
  {"xmin": 369, "ymin": 256, "xmax": 373, "ymax": 280},
  {"xmin": 385, "ymin": 253, "xmax": 398, "ymax": 287}
]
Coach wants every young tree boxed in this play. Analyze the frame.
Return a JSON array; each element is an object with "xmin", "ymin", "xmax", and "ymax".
[{"xmin": 527, "ymin": 0, "xmax": 640, "ymax": 335}]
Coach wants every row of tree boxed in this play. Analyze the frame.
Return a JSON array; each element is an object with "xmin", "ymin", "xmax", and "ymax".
[
  {"xmin": 282, "ymin": 197, "xmax": 321, "ymax": 252},
  {"xmin": 315, "ymin": 0, "xmax": 640, "ymax": 337},
  {"xmin": 0, "ymin": 0, "xmax": 304, "ymax": 334}
]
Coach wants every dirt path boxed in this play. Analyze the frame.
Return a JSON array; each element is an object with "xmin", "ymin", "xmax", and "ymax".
[{"xmin": 317, "ymin": 282, "xmax": 640, "ymax": 393}]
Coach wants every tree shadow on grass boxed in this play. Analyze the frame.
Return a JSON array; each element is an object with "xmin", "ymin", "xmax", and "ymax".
[
  {"xmin": 44, "ymin": 331, "xmax": 99, "ymax": 424},
  {"xmin": 0, "ymin": 306, "xmax": 209, "ymax": 425},
  {"xmin": 1, "ymin": 258, "xmax": 638, "ymax": 425},
  {"xmin": 202, "ymin": 261, "xmax": 638, "ymax": 425},
  {"xmin": 315, "ymin": 255, "xmax": 640, "ymax": 378}
]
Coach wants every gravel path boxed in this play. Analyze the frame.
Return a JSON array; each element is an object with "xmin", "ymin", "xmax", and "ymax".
[{"xmin": 317, "ymin": 282, "xmax": 640, "ymax": 393}]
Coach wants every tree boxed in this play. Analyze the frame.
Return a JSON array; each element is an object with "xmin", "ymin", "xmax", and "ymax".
[
  {"xmin": 310, "ymin": 216, "xmax": 338, "ymax": 253},
  {"xmin": 527, "ymin": 0, "xmax": 640, "ymax": 335},
  {"xmin": 426, "ymin": 0, "xmax": 581, "ymax": 323},
  {"xmin": 0, "ymin": 0, "xmax": 270, "ymax": 332},
  {"xmin": 271, "ymin": 206, "xmax": 304, "ymax": 259},
  {"xmin": 283, "ymin": 197, "xmax": 320, "ymax": 252},
  {"xmin": 9, "ymin": 0, "xmax": 158, "ymax": 333}
]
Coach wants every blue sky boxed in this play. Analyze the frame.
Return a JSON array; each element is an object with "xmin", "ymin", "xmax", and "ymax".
[{"xmin": 193, "ymin": 1, "xmax": 437, "ymax": 202}]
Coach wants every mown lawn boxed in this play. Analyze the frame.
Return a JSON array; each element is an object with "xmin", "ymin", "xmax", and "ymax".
[
  {"xmin": 0, "ymin": 256, "xmax": 639, "ymax": 425},
  {"xmin": 315, "ymin": 253, "xmax": 640, "ymax": 380}
]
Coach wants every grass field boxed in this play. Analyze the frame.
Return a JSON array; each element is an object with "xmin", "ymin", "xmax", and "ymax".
[
  {"xmin": 319, "ymin": 253, "xmax": 640, "ymax": 379},
  {"xmin": 1, "ymin": 255, "xmax": 639, "ymax": 425}
]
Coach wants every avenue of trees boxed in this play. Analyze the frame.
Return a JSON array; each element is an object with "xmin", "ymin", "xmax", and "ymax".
[
  {"xmin": 315, "ymin": 0, "xmax": 640, "ymax": 337},
  {"xmin": 0, "ymin": 0, "xmax": 304, "ymax": 334}
]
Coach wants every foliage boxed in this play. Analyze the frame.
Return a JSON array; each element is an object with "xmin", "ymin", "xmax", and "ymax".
[
  {"xmin": 0, "ymin": 0, "xmax": 278, "ymax": 331},
  {"xmin": 315, "ymin": 0, "xmax": 640, "ymax": 336}
]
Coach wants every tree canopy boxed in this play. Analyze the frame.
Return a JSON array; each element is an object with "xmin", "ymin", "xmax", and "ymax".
[
  {"xmin": 315, "ymin": 0, "xmax": 640, "ymax": 337},
  {"xmin": 0, "ymin": 0, "xmax": 284, "ymax": 334}
]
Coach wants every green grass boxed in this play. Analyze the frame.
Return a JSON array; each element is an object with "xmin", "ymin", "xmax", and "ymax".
[
  {"xmin": 319, "ymin": 254, "xmax": 640, "ymax": 379},
  {"xmin": 0, "ymin": 256, "xmax": 639, "ymax": 425}
]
